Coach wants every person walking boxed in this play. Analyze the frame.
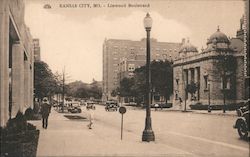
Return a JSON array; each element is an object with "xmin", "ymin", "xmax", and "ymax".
[
  {"xmin": 87, "ymin": 108, "xmax": 94, "ymax": 129},
  {"xmin": 179, "ymin": 97, "xmax": 183, "ymax": 110},
  {"xmin": 41, "ymin": 97, "xmax": 51, "ymax": 129}
]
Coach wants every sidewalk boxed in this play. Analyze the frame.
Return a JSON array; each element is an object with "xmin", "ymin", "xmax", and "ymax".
[{"xmin": 29, "ymin": 109, "xmax": 193, "ymax": 157}]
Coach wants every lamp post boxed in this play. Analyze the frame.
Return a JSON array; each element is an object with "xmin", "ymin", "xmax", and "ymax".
[
  {"xmin": 208, "ymin": 81, "xmax": 211, "ymax": 112},
  {"xmin": 142, "ymin": 13, "xmax": 155, "ymax": 142}
]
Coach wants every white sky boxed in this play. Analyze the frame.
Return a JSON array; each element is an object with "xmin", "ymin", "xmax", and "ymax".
[{"xmin": 24, "ymin": 0, "xmax": 245, "ymax": 83}]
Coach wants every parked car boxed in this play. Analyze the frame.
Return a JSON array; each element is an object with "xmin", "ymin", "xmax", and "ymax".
[
  {"xmin": 68, "ymin": 102, "xmax": 82, "ymax": 113},
  {"xmin": 234, "ymin": 100, "xmax": 249, "ymax": 140},
  {"xmin": 86, "ymin": 102, "xmax": 96, "ymax": 110},
  {"xmin": 105, "ymin": 101, "xmax": 119, "ymax": 111},
  {"xmin": 150, "ymin": 103, "xmax": 173, "ymax": 109}
]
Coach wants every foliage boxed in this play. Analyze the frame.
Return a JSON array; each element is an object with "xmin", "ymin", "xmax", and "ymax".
[
  {"xmin": 1, "ymin": 111, "xmax": 39, "ymax": 157},
  {"xmin": 151, "ymin": 60, "xmax": 173, "ymax": 102},
  {"xmin": 67, "ymin": 80, "xmax": 102, "ymax": 99},
  {"xmin": 34, "ymin": 61, "xmax": 59, "ymax": 99},
  {"xmin": 119, "ymin": 77, "xmax": 136, "ymax": 97},
  {"xmin": 190, "ymin": 102, "xmax": 246, "ymax": 111},
  {"xmin": 186, "ymin": 81, "xmax": 198, "ymax": 99},
  {"xmin": 113, "ymin": 60, "xmax": 173, "ymax": 104}
]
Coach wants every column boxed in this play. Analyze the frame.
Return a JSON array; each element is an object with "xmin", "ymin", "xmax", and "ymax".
[
  {"xmin": 24, "ymin": 56, "xmax": 29, "ymax": 110},
  {"xmin": 188, "ymin": 69, "xmax": 192, "ymax": 100},
  {"xmin": 194, "ymin": 68, "xmax": 197, "ymax": 99},
  {"xmin": 0, "ymin": 3, "xmax": 9, "ymax": 126},
  {"xmin": 12, "ymin": 41, "xmax": 25, "ymax": 116},
  {"xmin": 30, "ymin": 62, "xmax": 34, "ymax": 108}
]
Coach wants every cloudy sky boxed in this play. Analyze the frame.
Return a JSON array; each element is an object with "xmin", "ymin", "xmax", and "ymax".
[{"xmin": 24, "ymin": 0, "xmax": 245, "ymax": 83}]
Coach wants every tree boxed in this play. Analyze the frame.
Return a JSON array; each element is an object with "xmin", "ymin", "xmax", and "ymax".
[
  {"xmin": 34, "ymin": 61, "xmax": 58, "ymax": 100},
  {"xmin": 216, "ymin": 54, "xmax": 237, "ymax": 112},
  {"xmin": 114, "ymin": 60, "xmax": 174, "ymax": 105},
  {"xmin": 119, "ymin": 77, "xmax": 135, "ymax": 97},
  {"xmin": 133, "ymin": 60, "xmax": 173, "ymax": 104},
  {"xmin": 75, "ymin": 87, "xmax": 89, "ymax": 98},
  {"xmin": 186, "ymin": 81, "xmax": 198, "ymax": 100}
]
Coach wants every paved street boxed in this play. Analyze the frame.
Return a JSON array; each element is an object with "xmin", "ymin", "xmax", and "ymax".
[{"xmin": 29, "ymin": 105, "xmax": 249, "ymax": 157}]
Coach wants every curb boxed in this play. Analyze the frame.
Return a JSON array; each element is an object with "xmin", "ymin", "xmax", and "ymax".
[{"xmin": 163, "ymin": 109, "xmax": 237, "ymax": 117}]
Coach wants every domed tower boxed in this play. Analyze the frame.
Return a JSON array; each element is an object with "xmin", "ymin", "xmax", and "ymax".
[
  {"xmin": 205, "ymin": 26, "xmax": 231, "ymax": 52},
  {"xmin": 179, "ymin": 38, "xmax": 198, "ymax": 57}
]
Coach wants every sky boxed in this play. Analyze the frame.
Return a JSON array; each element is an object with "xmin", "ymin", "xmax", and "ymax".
[{"xmin": 24, "ymin": 0, "xmax": 245, "ymax": 83}]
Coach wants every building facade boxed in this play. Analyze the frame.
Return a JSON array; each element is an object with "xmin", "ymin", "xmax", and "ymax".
[
  {"xmin": 33, "ymin": 38, "xmax": 41, "ymax": 61},
  {"xmin": 102, "ymin": 38, "xmax": 182, "ymax": 101},
  {"xmin": 173, "ymin": 24, "xmax": 245, "ymax": 108},
  {"xmin": 0, "ymin": 0, "xmax": 34, "ymax": 126}
]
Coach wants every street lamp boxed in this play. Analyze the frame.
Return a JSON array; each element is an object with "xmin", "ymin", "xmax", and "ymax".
[
  {"xmin": 208, "ymin": 81, "xmax": 211, "ymax": 113},
  {"xmin": 142, "ymin": 13, "xmax": 155, "ymax": 142}
]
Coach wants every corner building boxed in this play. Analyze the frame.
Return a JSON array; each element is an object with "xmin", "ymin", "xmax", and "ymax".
[
  {"xmin": 173, "ymin": 23, "xmax": 245, "ymax": 108},
  {"xmin": 0, "ymin": 0, "xmax": 34, "ymax": 126},
  {"xmin": 103, "ymin": 38, "xmax": 182, "ymax": 101}
]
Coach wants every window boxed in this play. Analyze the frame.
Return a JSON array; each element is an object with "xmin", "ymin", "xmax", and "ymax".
[
  {"xmin": 221, "ymin": 77, "xmax": 231, "ymax": 90},
  {"xmin": 204, "ymin": 75, "xmax": 208, "ymax": 89},
  {"xmin": 128, "ymin": 64, "xmax": 135, "ymax": 72}
]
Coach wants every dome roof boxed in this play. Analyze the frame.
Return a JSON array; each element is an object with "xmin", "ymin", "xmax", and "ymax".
[
  {"xmin": 179, "ymin": 39, "xmax": 198, "ymax": 53},
  {"xmin": 207, "ymin": 27, "xmax": 229, "ymax": 44}
]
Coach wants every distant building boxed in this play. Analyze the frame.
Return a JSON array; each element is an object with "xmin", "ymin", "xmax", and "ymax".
[
  {"xmin": 0, "ymin": 0, "xmax": 34, "ymax": 126},
  {"xmin": 118, "ymin": 58, "xmax": 145, "ymax": 81},
  {"xmin": 33, "ymin": 38, "xmax": 41, "ymax": 61},
  {"xmin": 102, "ymin": 38, "xmax": 182, "ymax": 101},
  {"xmin": 173, "ymin": 21, "xmax": 245, "ymax": 108}
]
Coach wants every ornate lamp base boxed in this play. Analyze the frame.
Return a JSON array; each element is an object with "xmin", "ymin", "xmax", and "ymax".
[{"xmin": 142, "ymin": 129, "xmax": 155, "ymax": 142}]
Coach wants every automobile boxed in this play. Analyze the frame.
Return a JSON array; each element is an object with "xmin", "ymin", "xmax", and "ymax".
[
  {"xmin": 233, "ymin": 100, "xmax": 249, "ymax": 140},
  {"xmin": 150, "ymin": 103, "xmax": 173, "ymax": 109},
  {"xmin": 86, "ymin": 102, "xmax": 96, "ymax": 110},
  {"xmin": 105, "ymin": 101, "xmax": 119, "ymax": 111},
  {"xmin": 68, "ymin": 102, "xmax": 82, "ymax": 113}
]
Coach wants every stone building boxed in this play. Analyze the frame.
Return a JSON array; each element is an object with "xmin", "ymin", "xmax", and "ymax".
[
  {"xmin": 102, "ymin": 38, "xmax": 182, "ymax": 101},
  {"xmin": 33, "ymin": 38, "xmax": 41, "ymax": 61},
  {"xmin": 0, "ymin": 0, "xmax": 34, "ymax": 126},
  {"xmin": 173, "ymin": 24, "xmax": 245, "ymax": 108}
]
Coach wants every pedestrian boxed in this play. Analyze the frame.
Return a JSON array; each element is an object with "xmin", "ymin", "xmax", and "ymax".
[
  {"xmin": 41, "ymin": 97, "xmax": 51, "ymax": 129},
  {"xmin": 179, "ymin": 97, "xmax": 183, "ymax": 110},
  {"xmin": 87, "ymin": 108, "xmax": 94, "ymax": 129}
]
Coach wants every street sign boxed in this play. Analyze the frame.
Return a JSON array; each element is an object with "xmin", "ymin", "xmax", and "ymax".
[
  {"xmin": 119, "ymin": 106, "xmax": 126, "ymax": 114},
  {"xmin": 119, "ymin": 106, "xmax": 126, "ymax": 140}
]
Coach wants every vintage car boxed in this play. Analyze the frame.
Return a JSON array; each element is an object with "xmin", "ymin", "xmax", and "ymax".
[
  {"xmin": 105, "ymin": 101, "xmax": 119, "ymax": 111},
  {"xmin": 86, "ymin": 102, "xmax": 96, "ymax": 110},
  {"xmin": 68, "ymin": 102, "xmax": 82, "ymax": 113},
  {"xmin": 234, "ymin": 100, "xmax": 249, "ymax": 140}
]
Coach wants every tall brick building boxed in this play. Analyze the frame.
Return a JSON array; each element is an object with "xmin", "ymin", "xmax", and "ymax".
[
  {"xmin": 0, "ymin": 0, "xmax": 34, "ymax": 126},
  {"xmin": 173, "ymin": 22, "xmax": 245, "ymax": 108},
  {"xmin": 102, "ymin": 38, "xmax": 182, "ymax": 101},
  {"xmin": 33, "ymin": 38, "xmax": 41, "ymax": 61}
]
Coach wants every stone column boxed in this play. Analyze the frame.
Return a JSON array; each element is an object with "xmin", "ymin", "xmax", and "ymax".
[
  {"xmin": 0, "ymin": 2, "xmax": 9, "ymax": 126},
  {"xmin": 24, "ymin": 56, "xmax": 29, "ymax": 111},
  {"xmin": 188, "ymin": 69, "xmax": 192, "ymax": 100},
  {"xmin": 12, "ymin": 41, "xmax": 25, "ymax": 116},
  {"xmin": 30, "ymin": 62, "xmax": 34, "ymax": 108},
  {"xmin": 194, "ymin": 68, "xmax": 198, "ymax": 99},
  {"xmin": 194, "ymin": 68, "xmax": 197, "ymax": 83}
]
